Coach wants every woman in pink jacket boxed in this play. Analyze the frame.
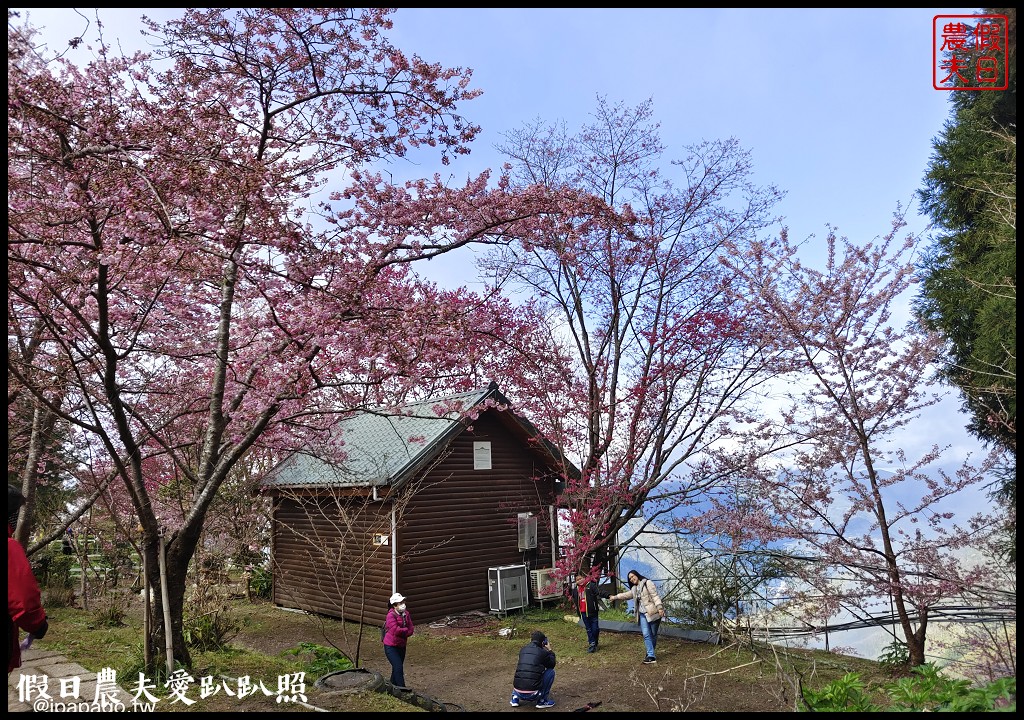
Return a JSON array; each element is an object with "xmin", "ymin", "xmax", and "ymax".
[
  {"xmin": 382, "ymin": 592, "xmax": 414, "ymax": 689},
  {"xmin": 8, "ymin": 484, "xmax": 49, "ymax": 673}
]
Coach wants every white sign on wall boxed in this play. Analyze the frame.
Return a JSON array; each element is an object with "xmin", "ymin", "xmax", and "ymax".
[{"xmin": 473, "ymin": 441, "xmax": 492, "ymax": 470}]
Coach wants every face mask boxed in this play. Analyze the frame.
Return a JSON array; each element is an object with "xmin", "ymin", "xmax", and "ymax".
[{"xmin": 397, "ymin": 603, "xmax": 406, "ymax": 612}]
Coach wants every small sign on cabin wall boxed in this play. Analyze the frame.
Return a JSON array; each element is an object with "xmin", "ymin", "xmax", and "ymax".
[
  {"xmin": 473, "ymin": 441, "xmax": 492, "ymax": 470},
  {"xmin": 373, "ymin": 534, "xmax": 389, "ymax": 546}
]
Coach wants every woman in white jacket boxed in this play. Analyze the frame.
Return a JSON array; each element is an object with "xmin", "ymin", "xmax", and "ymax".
[{"xmin": 606, "ymin": 569, "xmax": 666, "ymax": 664}]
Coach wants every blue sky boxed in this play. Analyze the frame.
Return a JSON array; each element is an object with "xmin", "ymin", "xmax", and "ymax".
[
  {"xmin": 14, "ymin": 7, "xmax": 980, "ymax": 257},
  {"xmin": 13, "ymin": 7, "xmax": 994, "ymax": 507},
  {"xmin": 390, "ymin": 9, "xmax": 979, "ymax": 256}
]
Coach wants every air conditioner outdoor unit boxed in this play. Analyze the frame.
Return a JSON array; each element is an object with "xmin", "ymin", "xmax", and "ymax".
[
  {"xmin": 517, "ymin": 513, "xmax": 537, "ymax": 550},
  {"xmin": 488, "ymin": 564, "xmax": 528, "ymax": 611},
  {"xmin": 529, "ymin": 568, "xmax": 561, "ymax": 600}
]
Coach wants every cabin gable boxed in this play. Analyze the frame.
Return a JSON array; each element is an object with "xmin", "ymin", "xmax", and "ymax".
[{"xmin": 395, "ymin": 412, "xmax": 559, "ymax": 622}]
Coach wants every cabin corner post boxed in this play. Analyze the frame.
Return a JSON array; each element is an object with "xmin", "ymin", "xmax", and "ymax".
[
  {"xmin": 548, "ymin": 504, "xmax": 557, "ymax": 569},
  {"xmin": 390, "ymin": 500, "xmax": 398, "ymax": 595}
]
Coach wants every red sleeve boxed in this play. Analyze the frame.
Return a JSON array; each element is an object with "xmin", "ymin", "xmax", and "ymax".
[{"xmin": 8, "ymin": 536, "xmax": 48, "ymax": 633}]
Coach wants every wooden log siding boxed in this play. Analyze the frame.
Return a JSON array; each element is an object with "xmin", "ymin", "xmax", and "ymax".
[
  {"xmin": 272, "ymin": 494, "xmax": 393, "ymax": 626},
  {"xmin": 394, "ymin": 413, "xmax": 559, "ymax": 623},
  {"xmin": 270, "ymin": 411, "xmax": 562, "ymax": 626}
]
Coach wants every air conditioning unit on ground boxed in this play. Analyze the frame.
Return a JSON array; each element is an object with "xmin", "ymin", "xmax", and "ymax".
[
  {"xmin": 530, "ymin": 568, "xmax": 561, "ymax": 600},
  {"xmin": 518, "ymin": 513, "xmax": 537, "ymax": 550},
  {"xmin": 489, "ymin": 564, "xmax": 528, "ymax": 612}
]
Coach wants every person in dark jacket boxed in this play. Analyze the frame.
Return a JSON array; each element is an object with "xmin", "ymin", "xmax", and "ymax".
[
  {"xmin": 382, "ymin": 592, "xmax": 414, "ymax": 689},
  {"xmin": 570, "ymin": 571, "xmax": 601, "ymax": 653},
  {"xmin": 510, "ymin": 630, "xmax": 556, "ymax": 708},
  {"xmin": 8, "ymin": 484, "xmax": 49, "ymax": 674}
]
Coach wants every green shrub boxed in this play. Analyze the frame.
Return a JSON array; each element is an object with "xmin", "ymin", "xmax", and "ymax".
[
  {"xmin": 42, "ymin": 585, "xmax": 77, "ymax": 609},
  {"xmin": 876, "ymin": 639, "xmax": 910, "ymax": 669},
  {"xmin": 184, "ymin": 609, "xmax": 239, "ymax": 652},
  {"xmin": 800, "ymin": 672, "xmax": 880, "ymax": 711},
  {"xmin": 33, "ymin": 545, "xmax": 76, "ymax": 588},
  {"xmin": 117, "ymin": 643, "xmax": 180, "ymax": 687},
  {"xmin": 248, "ymin": 566, "xmax": 272, "ymax": 599},
  {"xmin": 93, "ymin": 591, "xmax": 132, "ymax": 627},
  {"xmin": 800, "ymin": 664, "xmax": 1017, "ymax": 712},
  {"xmin": 885, "ymin": 664, "xmax": 1016, "ymax": 712},
  {"xmin": 284, "ymin": 642, "xmax": 353, "ymax": 678},
  {"xmin": 118, "ymin": 643, "xmax": 153, "ymax": 684}
]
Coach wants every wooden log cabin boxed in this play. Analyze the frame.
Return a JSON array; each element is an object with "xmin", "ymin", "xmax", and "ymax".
[{"xmin": 261, "ymin": 382, "xmax": 578, "ymax": 628}]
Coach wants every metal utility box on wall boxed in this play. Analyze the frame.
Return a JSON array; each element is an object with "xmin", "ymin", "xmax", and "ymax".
[
  {"xmin": 529, "ymin": 567, "xmax": 560, "ymax": 600},
  {"xmin": 488, "ymin": 564, "xmax": 528, "ymax": 612},
  {"xmin": 517, "ymin": 513, "xmax": 537, "ymax": 550}
]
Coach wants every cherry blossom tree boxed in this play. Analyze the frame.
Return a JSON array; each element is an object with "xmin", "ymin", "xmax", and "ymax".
[
  {"xmin": 713, "ymin": 217, "xmax": 1006, "ymax": 666},
  {"xmin": 8, "ymin": 8, "xmax": 584, "ymax": 668},
  {"xmin": 7, "ymin": 308, "xmax": 105, "ymax": 551},
  {"xmin": 484, "ymin": 97, "xmax": 786, "ymax": 578},
  {"xmin": 8, "ymin": 350, "xmax": 67, "ymax": 546}
]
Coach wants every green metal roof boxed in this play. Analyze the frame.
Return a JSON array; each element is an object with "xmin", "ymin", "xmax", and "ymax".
[{"xmin": 263, "ymin": 385, "xmax": 502, "ymax": 489}]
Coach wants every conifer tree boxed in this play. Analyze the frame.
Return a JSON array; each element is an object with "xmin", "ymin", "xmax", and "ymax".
[{"xmin": 916, "ymin": 7, "xmax": 1015, "ymax": 557}]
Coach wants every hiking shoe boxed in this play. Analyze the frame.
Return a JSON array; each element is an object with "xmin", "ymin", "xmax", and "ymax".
[
  {"xmin": 536, "ymin": 699, "xmax": 556, "ymax": 709},
  {"xmin": 509, "ymin": 697, "xmax": 520, "ymax": 707},
  {"xmin": 643, "ymin": 656, "xmax": 657, "ymax": 664},
  {"xmin": 587, "ymin": 644, "xmax": 596, "ymax": 653}
]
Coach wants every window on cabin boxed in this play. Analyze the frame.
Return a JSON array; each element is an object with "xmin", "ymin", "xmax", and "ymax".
[{"xmin": 473, "ymin": 441, "xmax": 492, "ymax": 470}]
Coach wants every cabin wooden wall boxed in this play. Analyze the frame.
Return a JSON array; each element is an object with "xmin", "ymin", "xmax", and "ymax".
[
  {"xmin": 271, "ymin": 410, "xmax": 561, "ymax": 626},
  {"xmin": 397, "ymin": 413, "xmax": 559, "ymax": 623},
  {"xmin": 272, "ymin": 492, "xmax": 394, "ymax": 626}
]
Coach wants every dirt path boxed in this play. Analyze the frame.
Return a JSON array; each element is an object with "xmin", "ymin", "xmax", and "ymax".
[{"xmin": 233, "ymin": 606, "xmax": 790, "ymax": 713}]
